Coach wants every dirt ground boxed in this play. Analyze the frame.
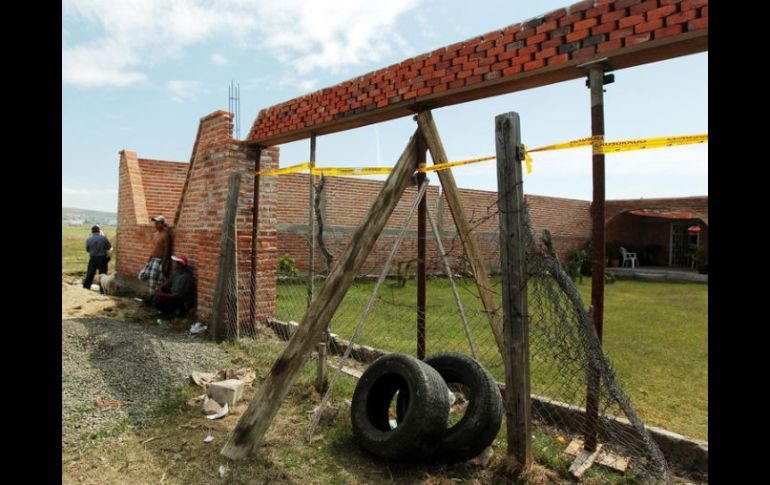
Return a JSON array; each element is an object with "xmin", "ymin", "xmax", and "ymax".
[{"xmin": 62, "ymin": 272, "xmax": 144, "ymax": 320}]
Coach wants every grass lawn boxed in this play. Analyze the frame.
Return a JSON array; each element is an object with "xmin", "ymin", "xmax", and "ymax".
[
  {"xmin": 275, "ymin": 276, "xmax": 707, "ymax": 440},
  {"xmin": 62, "ymin": 225, "xmax": 117, "ymax": 274}
]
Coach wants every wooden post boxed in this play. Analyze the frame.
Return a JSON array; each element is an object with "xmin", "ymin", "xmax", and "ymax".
[
  {"xmin": 315, "ymin": 342, "xmax": 327, "ymax": 393},
  {"xmin": 221, "ymin": 132, "xmax": 419, "ymax": 460},
  {"xmin": 586, "ymin": 64, "xmax": 607, "ymax": 452},
  {"xmin": 212, "ymin": 172, "xmax": 242, "ymax": 342},
  {"xmin": 495, "ymin": 111, "xmax": 532, "ymax": 469},
  {"xmin": 416, "ymin": 131, "xmax": 427, "ymax": 360},
  {"xmin": 250, "ymin": 148, "xmax": 262, "ymax": 332},
  {"xmin": 308, "ymin": 134, "xmax": 316, "ymax": 310},
  {"xmin": 416, "ymin": 111, "xmax": 505, "ymax": 356}
]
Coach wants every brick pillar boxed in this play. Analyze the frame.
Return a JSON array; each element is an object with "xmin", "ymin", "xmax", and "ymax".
[{"xmin": 173, "ymin": 111, "xmax": 278, "ymax": 329}]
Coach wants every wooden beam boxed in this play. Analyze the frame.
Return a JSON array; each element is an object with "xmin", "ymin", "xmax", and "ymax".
[
  {"xmin": 416, "ymin": 111, "xmax": 505, "ymax": 356},
  {"xmin": 220, "ymin": 131, "xmax": 420, "ymax": 460},
  {"xmin": 495, "ymin": 111, "xmax": 532, "ymax": 469},
  {"xmin": 212, "ymin": 172, "xmax": 241, "ymax": 342},
  {"xmin": 248, "ymin": 31, "xmax": 707, "ymax": 147}
]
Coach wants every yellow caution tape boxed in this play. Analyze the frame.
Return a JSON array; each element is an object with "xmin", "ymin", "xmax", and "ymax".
[
  {"xmin": 419, "ymin": 155, "xmax": 496, "ymax": 173},
  {"xmin": 592, "ymin": 134, "xmax": 708, "ymax": 154},
  {"xmin": 258, "ymin": 133, "xmax": 707, "ymax": 177},
  {"xmin": 311, "ymin": 166, "xmax": 393, "ymax": 176},
  {"xmin": 257, "ymin": 161, "xmax": 312, "ymax": 176},
  {"xmin": 523, "ymin": 145, "xmax": 533, "ymax": 174}
]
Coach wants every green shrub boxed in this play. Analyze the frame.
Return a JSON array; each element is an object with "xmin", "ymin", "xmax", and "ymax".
[{"xmin": 278, "ymin": 254, "xmax": 299, "ymax": 277}]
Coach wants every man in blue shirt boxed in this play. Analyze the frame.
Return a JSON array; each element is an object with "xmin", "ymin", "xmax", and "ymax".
[{"xmin": 83, "ymin": 225, "xmax": 112, "ymax": 290}]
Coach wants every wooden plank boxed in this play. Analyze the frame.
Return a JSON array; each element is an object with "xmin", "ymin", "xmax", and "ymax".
[
  {"xmin": 248, "ymin": 32, "xmax": 707, "ymax": 147},
  {"xmin": 564, "ymin": 439, "xmax": 629, "ymax": 473},
  {"xmin": 569, "ymin": 443, "xmax": 603, "ymax": 478},
  {"xmin": 495, "ymin": 111, "xmax": 532, "ymax": 468},
  {"xmin": 416, "ymin": 110, "xmax": 505, "ymax": 356},
  {"xmin": 212, "ymin": 172, "xmax": 241, "ymax": 342},
  {"xmin": 220, "ymin": 131, "xmax": 420, "ymax": 460}
]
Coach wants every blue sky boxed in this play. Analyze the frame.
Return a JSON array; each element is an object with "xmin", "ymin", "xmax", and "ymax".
[{"xmin": 62, "ymin": 0, "xmax": 707, "ymax": 213}]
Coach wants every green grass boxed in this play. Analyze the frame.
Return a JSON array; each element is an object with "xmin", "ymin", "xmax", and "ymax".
[
  {"xmin": 62, "ymin": 225, "xmax": 116, "ymax": 274},
  {"xmin": 276, "ymin": 276, "xmax": 707, "ymax": 440}
]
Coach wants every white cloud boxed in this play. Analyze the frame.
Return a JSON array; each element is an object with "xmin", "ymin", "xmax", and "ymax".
[
  {"xmin": 260, "ymin": 0, "xmax": 419, "ymax": 75},
  {"xmin": 62, "ymin": 0, "xmax": 419, "ymax": 88},
  {"xmin": 166, "ymin": 80, "xmax": 202, "ymax": 103},
  {"xmin": 62, "ymin": 187, "xmax": 118, "ymax": 196},
  {"xmin": 211, "ymin": 53, "xmax": 228, "ymax": 66}
]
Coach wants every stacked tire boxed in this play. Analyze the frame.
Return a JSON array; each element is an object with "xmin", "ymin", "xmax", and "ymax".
[{"xmin": 351, "ymin": 352, "xmax": 502, "ymax": 463}]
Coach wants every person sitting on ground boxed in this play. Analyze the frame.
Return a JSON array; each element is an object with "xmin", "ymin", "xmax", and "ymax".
[
  {"xmin": 83, "ymin": 225, "xmax": 111, "ymax": 290},
  {"xmin": 153, "ymin": 255, "xmax": 195, "ymax": 316}
]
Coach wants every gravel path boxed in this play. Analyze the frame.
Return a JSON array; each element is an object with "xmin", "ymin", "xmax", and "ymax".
[{"xmin": 62, "ymin": 317, "xmax": 228, "ymax": 448}]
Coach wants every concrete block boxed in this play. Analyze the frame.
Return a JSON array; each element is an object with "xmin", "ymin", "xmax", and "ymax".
[{"xmin": 208, "ymin": 379, "xmax": 245, "ymax": 406}]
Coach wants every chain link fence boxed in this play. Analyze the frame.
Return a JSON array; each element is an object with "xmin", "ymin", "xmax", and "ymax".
[{"xmin": 222, "ymin": 170, "xmax": 670, "ymax": 483}]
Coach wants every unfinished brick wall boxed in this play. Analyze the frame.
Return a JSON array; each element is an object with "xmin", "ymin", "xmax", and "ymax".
[
  {"xmin": 249, "ymin": 0, "xmax": 708, "ymax": 144},
  {"xmin": 115, "ymin": 151, "xmax": 187, "ymax": 280},
  {"xmin": 172, "ymin": 111, "xmax": 279, "ymax": 327},
  {"xmin": 117, "ymin": 111, "xmax": 279, "ymax": 330},
  {"xmin": 275, "ymin": 173, "xmax": 593, "ymax": 273}
]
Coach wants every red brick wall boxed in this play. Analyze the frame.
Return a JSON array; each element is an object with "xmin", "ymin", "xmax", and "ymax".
[
  {"xmin": 249, "ymin": 0, "xmax": 708, "ymax": 143},
  {"xmin": 116, "ymin": 111, "xmax": 280, "ymax": 331},
  {"xmin": 274, "ymin": 173, "xmax": 593, "ymax": 273},
  {"xmin": 137, "ymin": 159, "xmax": 188, "ymax": 219},
  {"xmin": 115, "ymin": 157, "xmax": 188, "ymax": 283}
]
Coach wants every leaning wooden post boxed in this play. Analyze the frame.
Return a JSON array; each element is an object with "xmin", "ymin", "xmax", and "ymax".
[
  {"xmin": 212, "ymin": 172, "xmax": 241, "ymax": 342},
  {"xmin": 416, "ymin": 111, "xmax": 505, "ymax": 356},
  {"xmin": 495, "ymin": 112, "xmax": 532, "ymax": 469},
  {"xmin": 221, "ymin": 132, "xmax": 419, "ymax": 460}
]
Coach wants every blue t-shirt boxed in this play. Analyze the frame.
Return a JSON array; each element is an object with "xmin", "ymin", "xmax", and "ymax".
[{"xmin": 85, "ymin": 233, "xmax": 112, "ymax": 257}]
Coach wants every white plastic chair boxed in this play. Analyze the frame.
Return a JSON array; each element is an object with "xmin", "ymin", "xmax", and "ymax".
[{"xmin": 620, "ymin": 247, "xmax": 638, "ymax": 268}]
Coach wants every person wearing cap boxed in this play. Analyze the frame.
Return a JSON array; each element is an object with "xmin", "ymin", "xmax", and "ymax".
[
  {"xmin": 83, "ymin": 225, "xmax": 112, "ymax": 290},
  {"xmin": 153, "ymin": 255, "xmax": 195, "ymax": 316},
  {"xmin": 138, "ymin": 215, "xmax": 172, "ymax": 300}
]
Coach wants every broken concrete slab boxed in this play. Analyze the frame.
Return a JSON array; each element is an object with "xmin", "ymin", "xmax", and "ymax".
[{"xmin": 208, "ymin": 379, "xmax": 245, "ymax": 406}]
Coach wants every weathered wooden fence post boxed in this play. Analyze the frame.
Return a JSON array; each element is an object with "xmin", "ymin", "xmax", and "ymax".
[{"xmin": 495, "ymin": 111, "xmax": 532, "ymax": 469}]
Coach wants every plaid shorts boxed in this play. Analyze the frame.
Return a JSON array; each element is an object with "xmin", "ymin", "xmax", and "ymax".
[{"xmin": 138, "ymin": 257, "xmax": 164, "ymax": 293}]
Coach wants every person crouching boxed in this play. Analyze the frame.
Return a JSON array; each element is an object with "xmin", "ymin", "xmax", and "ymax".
[{"xmin": 153, "ymin": 255, "xmax": 195, "ymax": 317}]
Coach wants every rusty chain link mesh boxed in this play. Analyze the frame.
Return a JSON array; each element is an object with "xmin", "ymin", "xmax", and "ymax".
[{"xmin": 250, "ymin": 172, "xmax": 670, "ymax": 483}]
